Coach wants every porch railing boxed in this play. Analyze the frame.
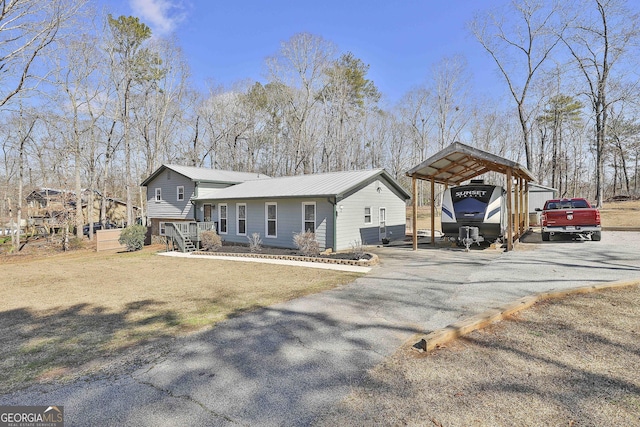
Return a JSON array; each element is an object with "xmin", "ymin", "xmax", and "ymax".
[{"xmin": 165, "ymin": 221, "xmax": 217, "ymax": 252}]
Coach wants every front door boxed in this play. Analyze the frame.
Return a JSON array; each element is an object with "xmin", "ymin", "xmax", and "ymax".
[
  {"xmin": 203, "ymin": 204, "xmax": 212, "ymax": 222},
  {"xmin": 379, "ymin": 207, "xmax": 387, "ymax": 241}
]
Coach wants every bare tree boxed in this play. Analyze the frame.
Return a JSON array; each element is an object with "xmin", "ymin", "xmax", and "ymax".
[
  {"xmin": 266, "ymin": 33, "xmax": 336, "ymax": 174},
  {"xmin": 396, "ymin": 87, "xmax": 436, "ymax": 164},
  {"xmin": 561, "ymin": 0, "xmax": 639, "ymax": 207},
  {"xmin": 0, "ymin": 0, "xmax": 86, "ymax": 108},
  {"xmin": 52, "ymin": 29, "xmax": 107, "ymax": 239},
  {"xmin": 12, "ymin": 108, "xmax": 37, "ymax": 249},
  {"xmin": 432, "ymin": 55, "xmax": 472, "ymax": 149},
  {"xmin": 607, "ymin": 102, "xmax": 640, "ymax": 196},
  {"xmin": 470, "ymin": 0, "xmax": 565, "ymax": 170},
  {"xmin": 316, "ymin": 52, "xmax": 380, "ymax": 171}
]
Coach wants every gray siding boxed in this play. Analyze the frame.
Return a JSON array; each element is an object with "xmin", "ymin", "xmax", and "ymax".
[
  {"xmin": 210, "ymin": 198, "xmax": 333, "ymax": 250},
  {"xmin": 146, "ymin": 170, "xmax": 195, "ymax": 220},
  {"xmin": 336, "ymin": 178, "xmax": 406, "ymax": 250}
]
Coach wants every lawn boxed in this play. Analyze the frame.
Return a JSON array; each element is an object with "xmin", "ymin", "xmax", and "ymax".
[
  {"xmin": 599, "ymin": 199, "xmax": 640, "ymax": 227},
  {"xmin": 0, "ymin": 246, "xmax": 361, "ymax": 393}
]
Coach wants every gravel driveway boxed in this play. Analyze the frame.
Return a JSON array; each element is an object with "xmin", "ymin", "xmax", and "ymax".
[{"xmin": 1, "ymin": 231, "xmax": 639, "ymax": 426}]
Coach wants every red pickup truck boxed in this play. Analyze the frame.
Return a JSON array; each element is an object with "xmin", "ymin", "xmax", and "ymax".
[{"xmin": 536, "ymin": 198, "xmax": 602, "ymax": 241}]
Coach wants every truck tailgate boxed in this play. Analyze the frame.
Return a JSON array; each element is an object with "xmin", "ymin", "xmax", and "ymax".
[{"xmin": 545, "ymin": 209, "xmax": 598, "ymax": 227}]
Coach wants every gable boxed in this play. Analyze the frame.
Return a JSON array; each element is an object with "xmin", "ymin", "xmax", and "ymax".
[{"xmin": 141, "ymin": 164, "xmax": 269, "ymax": 187}]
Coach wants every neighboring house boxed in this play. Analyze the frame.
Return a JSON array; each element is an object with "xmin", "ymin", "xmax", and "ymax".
[
  {"xmin": 140, "ymin": 164, "xmax": 270, "ymax": 238},
  {"xmin": 81, "ymin": 191, "xmax": 140, "ymax": 227},
  {"xmin": 26, "ymin": 188, "xmax": 71, "ymax": 230},
  {"xmin": 26, "ymin": 187, "xmax": 139, "ymax": 232},
  {"xmin": 141, "ymin": 165, "xmax": 411, "ymax": 251}
]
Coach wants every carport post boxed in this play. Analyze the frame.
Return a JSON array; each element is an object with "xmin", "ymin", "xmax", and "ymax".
[
  {"xmin": 412, "ymin": 175, "xmax": 418, "ymax": 251},
  {"xmin": 514, "ymin": 177, "xmax": 520, "ymax": 240},
  {"xmin": 520, "ymin": 177, "xmax": 526, "ymax": 235},
  {"xmin": 506, "ymin": 169, "xmax": 513, "ymax": 251},
  {"xmin": 525, "ymin": 180, "xmax": 530, "ymax": 229},
  {"xmin": 430, "ymin": 178, "xmax": 435, "ymax": 244}
]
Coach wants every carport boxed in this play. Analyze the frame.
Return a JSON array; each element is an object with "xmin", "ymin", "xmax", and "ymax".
[{"xmin": 406, "ymin": 142, "xmax": 536, "ymax": 251}]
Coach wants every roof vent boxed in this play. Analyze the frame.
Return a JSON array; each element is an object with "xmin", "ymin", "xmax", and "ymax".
[{"xmin": 470, "ymin": 179, "xmax": 484, "ymax": 184}]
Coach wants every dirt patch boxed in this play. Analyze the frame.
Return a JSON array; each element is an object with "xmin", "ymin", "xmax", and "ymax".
[{"xmin": 315, "ymin": 285, "xmax": 640, "ymax": 426}]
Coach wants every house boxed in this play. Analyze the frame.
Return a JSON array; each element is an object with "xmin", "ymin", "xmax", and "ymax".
[
  {"xmin": 26, "ymin": 187, "xmax": 139, "ymax": 232},
  {"xmin": 140, "ymin": 164, "xmax": 271, "ymax": 239},
  {"xmin": 141, "ymin": 165, "xmax": 411, "ymax": 251},
  {"xmin": 26, "ymin": 188, "xmax": 72, "ymax": 224},
  {"xmin": 81, "ymin": 191, "xmax": 140, "ymax": 227}
]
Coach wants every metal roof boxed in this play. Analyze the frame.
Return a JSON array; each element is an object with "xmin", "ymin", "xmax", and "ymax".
[
  {"xmin": 528, "ymin": 183, "xmax": 557, "ymax": 192},
  {"xmin": 192, "ymin": 169, "xmax": 411, "ymax": 200},
  {"xmin": 406, "ymin": 142, "xmax": 536, "ymax": 185},
  {"xmin": 140, "ymin": 164, "xmax": 269, "ymax": 186}
]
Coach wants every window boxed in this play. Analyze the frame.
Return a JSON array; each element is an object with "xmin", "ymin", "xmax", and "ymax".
[
  {"xmin": 219, "ymin": 203, "xmax": 228, "ymax": 234},
  {"xmin": 237, "ymin": 203, "xmax": 247, "ymax": 235},
  {"xmin": 364, "ymin": 206, "xmax": 372, "ymax": 224},
  {"xmin": 265, "ymin": 202, "xmax": 277, "ymax": 238},
  {"xmin": 303, "ymin": 202, "xmax": 316, "ymax": 232},
  {"xmin": 159, "ymin": 221, "xmax": 166, "ymax": 236},
  {"xmin": 155, "ymin": 188, "xmax": 162, "ymax": 202},
  {"xmin": 177, "ymin": 186, "xmax": 184, "ymax": 201}
]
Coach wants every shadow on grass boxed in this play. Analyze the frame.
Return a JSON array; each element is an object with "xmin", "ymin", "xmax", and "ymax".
[{"xmin": 0, "ymin": 300, "xmax": 181, "ymax": 394}]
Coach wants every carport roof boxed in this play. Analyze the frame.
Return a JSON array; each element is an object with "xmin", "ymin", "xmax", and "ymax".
[{"xmin": 406, "ymin": 142, "xmax": 536, "ymax": 185}]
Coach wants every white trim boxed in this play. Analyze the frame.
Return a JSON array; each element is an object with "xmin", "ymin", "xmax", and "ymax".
[
  {"xmin": 236, "ymin": 203, "xmax": 247, "ymax": 236},
  {"xmin": 177, "ymin": 185, "xmax": 184, "ymax": 201},
  {"xmin": 265, "ymin": 202, "xmax": 277, "ymax": 238},
  {"xmin": 155, "ymin": 188, "xmax": 162, "ymax": 202},
  {"xmin": 302, "ymin": 202, "xmax": 316, "ymax": 232},
  {"xmin": 379, "ymin": 207, "xmax": 387, "ymax": 240},
  {"xmin": 364, "ymin": 206, "xmax": 372, "ymax": 224},
  {"xmin": 219, "ymin": 203, "xmax": 228, "ymax": 234}
]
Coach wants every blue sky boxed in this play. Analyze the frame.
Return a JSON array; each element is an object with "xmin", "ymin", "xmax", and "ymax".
[{"xmin": 98, "ymin": 0, "xmax": 502, "ymax": 104}]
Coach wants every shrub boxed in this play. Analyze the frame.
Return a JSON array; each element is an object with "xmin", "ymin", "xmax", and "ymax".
[
  {"xmin": 68, "ymin": 237, "xmax": 84, "ymax": 251},
  {"xmin": 118, "ymin": 225, "xmax": 146, "ymax": 252},
  {"xmin": 293, "ymin": 231, "xmax": 320, "ymax": 257},
  {"xmin": 247, "ymin": 232, "xmax": 262, "ymax": 252},
  {"xmin": 200, "ymin": 230, "xmax": 222, "ymax": 251},
  {"xmin": 350, "ymin": 239, "xmax": 366, "ymax": 259}
]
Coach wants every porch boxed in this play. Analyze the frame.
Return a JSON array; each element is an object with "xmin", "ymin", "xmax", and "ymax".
[{"xmin": 165, "ymin": 221, "xmax": 217, "ymax": 252}]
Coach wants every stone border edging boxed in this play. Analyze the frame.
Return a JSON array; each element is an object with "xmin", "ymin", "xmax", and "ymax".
[
  {"xmin": 413, "ymin": 279, "xmax": 640, "ymax": 353},
  {"xmin": 191, "ymin": 250, "xmax": 379, "ymax": 267}
]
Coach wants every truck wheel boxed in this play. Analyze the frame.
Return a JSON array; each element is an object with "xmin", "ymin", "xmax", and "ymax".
[
  {"xmin": 542, "ymin": 232, "xmax": 550, "ymax": 241},
  {"xmin": 592, "ymin": 231, "xmax": 602, "ymax": 241}
]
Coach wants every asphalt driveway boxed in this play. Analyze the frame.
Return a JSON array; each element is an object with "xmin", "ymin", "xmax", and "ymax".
[{"xmin": 2, "ymin": 231, "xmax": 640, "ymax": 426}]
